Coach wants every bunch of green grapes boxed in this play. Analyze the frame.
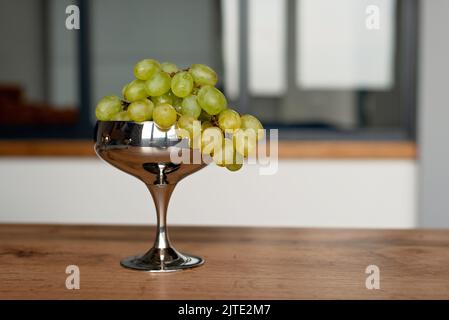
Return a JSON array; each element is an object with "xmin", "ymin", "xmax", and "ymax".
[{"xmin": 95, "ymin": 59, "xmax": 264, "ymax": 172}]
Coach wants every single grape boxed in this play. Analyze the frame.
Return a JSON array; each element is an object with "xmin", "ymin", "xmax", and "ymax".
[
  {"xmin": 218, "ymin": 109, "xmax": 241, "ymax": 131},
  {"xmin": 153, "ymin": 103, "xmax": 177, "ymax": 129},
  {"xmin": 177, "ymin": 114, "xmax": 196, "ymax": 134},
  {"xmin": 226, "ymin": 151, "xmax": 244, "ymax": 172},
  {"xmin": 233, "ymin": 129, "xmax": 258, "ymax": 157},
  {"xmin": 128, "ymin": 99, "xmax": 154, "ymax": 122},
  {"xmin": 169, "ymin": 90, "xmax": 183, "ymax": 109},
  {"xmin": 171, "ymin": 71, "xmax": 194, "ymax": 98},
  {"xmin": 226, "ymin": 162, "xmax": 243, "ymax": 172},
  {"xmin": 111, "ymin": 110, "xmax": 131, "ymax": 121},
  {"xmin": 213, "ymin": 138, "xmax": 234, "ymax": 167},
  {"xmin": 181, "ymin": 95, "xmax": 201, "ymax": 118},
  {"xmin": 241, "ymin": 114, "xmax": 264, "ymax": 140},
  {"xmin": 189, "ymin": 64, "xmax": 218, "ymax": 86},
  {"xmin": 151, "ymin": 93, "xmax": 173, "ymax": 106},
  {"xmin": 121, "ymin": 83, "xmax": 129, "ymax": 98},
  {"xmin": 95, "ymin": 96, "xmax": 123, "ymax": 121},
  {"xmin": 197, "ymin": 85, "xmax": 227, "ymax": 115},
  {"xmin": 161, "ymin": 62, "xmax": 178, "ymax": 74},
  {"xmin": 145, "ymin": 71, "xmax": 171, "ymax": 96},
  {"xmin": 122, "ymin": 80, "xmax": 141, "ymax": 100},
  {"xmin": 201, "ymin": 121, "xmax": 213, "ymax": 131},
  {"xmin": 124, "ymin": 80, "xmax": 148, "ymax": 102},
  {"xmin": 134, "ymin": 59, "xmax": 160, "ymax": 80},
  {"xmin": 177, "ymin": 115, "xmax": 201, "ymax": 149},
  {"xmin": 201, "ymin": 127, "xmax": 224, "ymax": 155}
]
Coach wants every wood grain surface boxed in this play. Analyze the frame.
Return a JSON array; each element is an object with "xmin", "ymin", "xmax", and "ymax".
[
  {"xmin": 0, "ymin": 140, "xmax": 416, "ymax": 159},
  {"xmin": 0, "ymin": 224, "xmax": 448, "ymax": 299}
]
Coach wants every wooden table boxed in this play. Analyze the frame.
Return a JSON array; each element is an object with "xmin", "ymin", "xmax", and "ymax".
[{"xmin": 0, "ymin": 224, "xmax": 448, "ymax": 299}]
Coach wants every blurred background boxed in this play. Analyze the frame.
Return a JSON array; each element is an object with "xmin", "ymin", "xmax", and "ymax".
[{"xmin": 0, "ymin": 0, "xmax": 447, "ymax": 228}]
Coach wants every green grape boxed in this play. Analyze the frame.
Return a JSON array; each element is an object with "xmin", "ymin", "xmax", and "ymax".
[
  {"xmin": 181, "ymin": 95, "xmax": 201, "ymax": 118},
  {"xmin": 197, "ymin": 85, "xmax": 227, "ymax": 115},
  {"xmin": 151, "ymin": 93, "xmax": 173, "ymax": 106},
  {"xmin": 145, "ymin": 71, "xmax": 171, "ymax": 96},
  {"xmin": 128, "ymin": 99, "xmax": 154, "ymax": 122},
  {"xmin": 226, "ymin": 151, "xmax": 244, "ymax": 172},
  {"xmin": 161, "ymin": 62, "xmax": 178, "ymax": 74},
  {"xmin": 95, "ymin": 96, "xmax": 123, "ymax": 121},
  {"xmin": 201, "ymin": 127, "xmax": 224, "ymax": 155},
  {"xmin": 177, "ymin": 114, "xmax": 196, "ymax": 134},
  {"xmin": 201, "ymin": 121, "xmax": 213, "ymax": 131},
  {"xmin": 134, "ymin": 59, "xmax": 160, "ymax": 80},
  {"xmin": 213, "ymin": 138, "xmax": 234, "ymax": 167},
  {"xmin": 233, "ymin": 129, "xmax": 258, "ymax": 157},
  {"xmin": 169, "ymin": 90, "xmax": 183, "ymax": 109},
  {"xmin": 241, "ymin": 114, "xmax": 264, "ymax": 140},
  {"xmin": 124, "ymin": 80, "xmax": 147, "ymax": 102},
  {"xmin": 171, "ymin": 71, "xmax": 194, "ymax": 98},
  {"xmin": 121, "ymin": 83, "xmax": 129, "ymax": 98},
  {"xmin": 153, "ymin": 103, "xmax": 177, "ymax": 129},
  {"xmin": 198, "ymin": 109, "xmax": 212, "ymax": 122},
  {"xmin": 189, "ymin": 64, "xmax": 218, "ymax": 86},
  {"xmin": 177, "ymin": 116, "xmax": 201, "ymax": 149},
  {"xmin": 122, "ymin": 80, "xmax": 140, "ymax": 100},
  {"xmin": 226, "ymin": 162, "xmax": 243, "ymax": 172},
  {"xmin": 218, "ymin": 109, "xmax": 241, "ymax": 131},
  {"xmin": 111, "ymin": 110, "xmax": 131, "ymax": 121}
]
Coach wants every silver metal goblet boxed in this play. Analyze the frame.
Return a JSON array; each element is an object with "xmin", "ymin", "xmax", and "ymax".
[{"xmin": 94, "ymin": 121, "xmax": 207, "ymax": 272}]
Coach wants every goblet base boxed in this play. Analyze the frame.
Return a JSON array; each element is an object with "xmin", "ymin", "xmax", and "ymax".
[
  {"xmin": 120, "ymin": 247, "xmax": 204, "ymax": 272},
  {"xmin": 95, "ymin": 121, "xmax": 208, "ymax": 272}
]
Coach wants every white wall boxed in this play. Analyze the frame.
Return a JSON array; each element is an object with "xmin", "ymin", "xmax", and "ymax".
[
  {"xmin": 418, "ymin": 0, "xmax": 449, "ymax": 227},
  {"xmin": 0, "ymin": 158, "xmax": 416, "ymax": 228}
]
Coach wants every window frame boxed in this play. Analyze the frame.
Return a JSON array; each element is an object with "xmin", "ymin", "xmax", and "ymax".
[
  {"xmin": 237, "ymin": 0, "xmax": 418, "ymax": 141},
  {"xmin": 0, "ymin": 0, "xmax": 418, "ymax": 141}
]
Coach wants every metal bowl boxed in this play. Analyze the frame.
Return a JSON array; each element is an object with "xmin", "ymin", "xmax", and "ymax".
[{"xmin": 94, "ymin": 121, "xmax": 206, "ymax": 272}]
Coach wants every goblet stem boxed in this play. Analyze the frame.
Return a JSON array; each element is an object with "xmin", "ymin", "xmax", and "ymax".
[
  {"xmin": 96, "ymin": 121, "xmax": 205, "ymax": 271},
  {"xmin": 147, "ymin": 183, "xmax": 176, "ymax": 250}
]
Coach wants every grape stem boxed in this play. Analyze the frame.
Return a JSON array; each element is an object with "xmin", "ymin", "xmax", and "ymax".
[
  {"xmin": 121, "ymin": 100, "xmax": 130, "ymax": 110},
  {"xmin": 211, "ymin": 115, "xmax": 219, "ymax": 127},
  {"xmin": 169, "ymin": 67, "xmax": 190, "ymax": 78}
]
